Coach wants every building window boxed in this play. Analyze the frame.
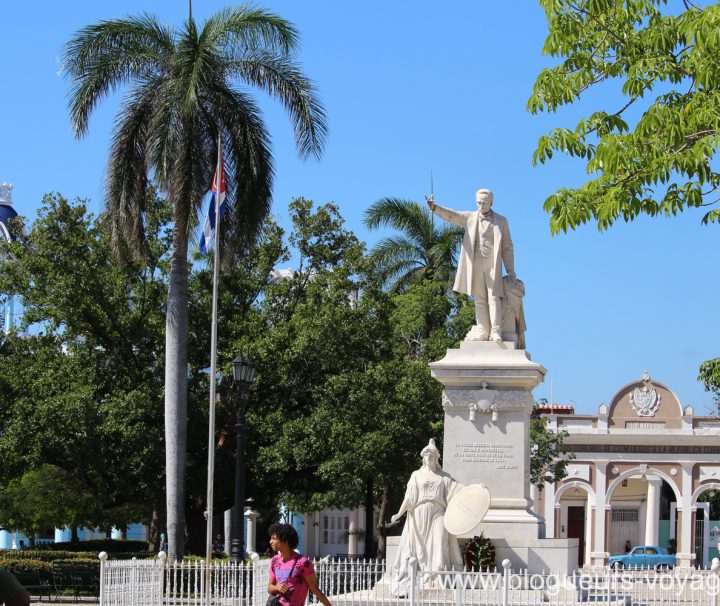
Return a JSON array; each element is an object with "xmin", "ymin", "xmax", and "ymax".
[
  {"xmin": 612, "ymin": 509, "xmax": 639, "ymax": 522},
  {"xmin": 322, "ymin": 514, "xmax": 349, "ymax": 545}
]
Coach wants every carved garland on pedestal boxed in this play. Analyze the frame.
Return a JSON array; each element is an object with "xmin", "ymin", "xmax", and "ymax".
[{"xmin": 441, "ymin": 382, "xmax": 532, "ymax": 423}]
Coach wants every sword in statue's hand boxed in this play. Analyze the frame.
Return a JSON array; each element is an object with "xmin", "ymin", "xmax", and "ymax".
[{"xmin": 425, "ymin": 171, "xmax": 436, "ymax": 216}]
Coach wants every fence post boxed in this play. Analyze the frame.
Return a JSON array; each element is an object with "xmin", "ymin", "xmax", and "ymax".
[
  {"xmin": 127, "ymin": 557, "xmax": 137, "ymax": 606},
  {"xmin": 711, "ymin": 558, "xmax": 720, "ymax": 606},
  {"xmin": 501, "ymin": 559, "xmax": 511, "ymax": 606},
  {"xmin": 606, "ymin": 566, "xmax": 611, "ymax": 605},
  {"xmin": 158, "ymin": 550, "xmax": 167, "ymax": 606},
  {"xmin": 98, "ymin": 551, "xmax": 108, "ymax": 606},
  {"xmin": 408, "ymin": 557, "xmax": 418, "ymax": 606}
]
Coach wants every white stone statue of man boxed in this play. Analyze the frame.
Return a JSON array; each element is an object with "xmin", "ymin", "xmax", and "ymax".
[{"xmin": 426, "ymin": 189, "xmax": 516, "ymax": 342}]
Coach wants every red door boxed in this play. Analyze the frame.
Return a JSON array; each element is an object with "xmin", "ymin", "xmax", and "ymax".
[{"xmin": 567, "ymin": 506, "xmax": 585, "ymax": 568}]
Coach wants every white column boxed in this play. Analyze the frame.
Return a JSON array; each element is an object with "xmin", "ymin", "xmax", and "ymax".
[
  {"xmin": 531, "ymin": 484, "xmax": 546, "ymax": 537},
  {"xmin": 544, "ymin": 481, "xmax": 556, "ymax": 538},
  {"xmin": 678, "ymin": 463, "xmax": 694, "ymax": 568},
  {"xmin": 245, "ymin": 508, "xmax": 259, "ymax": 554},
  {"xmin": 314, "ymin": 512, "xmax": 321, "ymax": 558},
  {"xmin": 224, "ymin": 509, "xmax": 233, "ymax": 556},
  {"xmin": 670, "ymin": 503, "xmax": 677, "ymax": 539},
  {"xmin": 348, "ymin": 512, "xmax": 357, "ymax": 556},
  {"xmin": 701, "ymin": 503, "xmax": 711, "ymax": 566},
  {"xmin": 592, "ymin": 460, "xmax": 609, "ymax": 566},
  {"xmin": 585, "ymin": 495, "xmax": 593, "ymax": 568},
  {"xmin": 644, "ymin": 477, "xmax": 662, "ymax": 546}
]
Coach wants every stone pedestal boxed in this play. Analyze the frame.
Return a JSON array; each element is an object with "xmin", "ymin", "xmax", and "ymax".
[
  {"xmin": 430, "ymin": 340, "xmax": 546, "ymax": 541},
  {"xmin": 429, "ymin": 341, "xmax": 578, "ymax": 572}
]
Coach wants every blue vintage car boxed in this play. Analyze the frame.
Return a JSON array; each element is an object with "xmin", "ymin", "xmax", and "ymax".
[{"xmin": 609, "ymin": 546, "xmax": 676, "ymax": 570}]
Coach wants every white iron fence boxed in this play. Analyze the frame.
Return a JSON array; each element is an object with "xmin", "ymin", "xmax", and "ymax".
[{"xmin": 99, "ymin": 554, "xmax": 720, "ymax": 606}]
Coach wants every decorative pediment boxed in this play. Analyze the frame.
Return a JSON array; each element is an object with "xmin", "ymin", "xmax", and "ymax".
[{"xmin": 629, "ymin": 371, "xmax": 662, "ymax": 417}]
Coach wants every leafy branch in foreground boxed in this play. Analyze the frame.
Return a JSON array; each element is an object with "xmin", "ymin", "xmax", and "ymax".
[{"xmin": 529, "ymin": 1, "xmax": 720, "ymax": 233}]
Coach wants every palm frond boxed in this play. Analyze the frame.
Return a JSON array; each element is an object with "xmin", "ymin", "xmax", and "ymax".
[
  {"xmin": 370, "ymin": 236, "xmax": 426, "ymax": 268},
  {"xmin": 204, "ymin": 5, "xmax": 299, "ymax": 57},
  {"xmin": 146, "ymin": 80, "xmax": 180, "ymax": 190},
  {"xmin": 226, "ymin": 51, "xmax": 327, "ymax": 160},
  {"xmin": 390, "ymin": 265, "xmax": 426, "ymax": 293},
  {"xmin": 364, "ymin": 198, "xmax": 434, "ymax": 244},
  {"xmin": 63, "ymin": 14, "xmax": 174, "ymax": 137},
  {"xmin": 367, "ymin": 255, "xmax": 422, "ymax": 291},
  {"xmin": 106, "ymin": 78, "xmax": 165, "ymax": 257},
  {"xmin": 368, "ymin": 236, "xmax": 427, "ymax": 290},
  {"xmin": 365, "ymin": 198, "xmax": 462, "ymax": 292},
  {"xmin": 167, "ymin": 110, "xmax": 211, "ymax": 242},
  {"xmin": 427, "ymin": 225, "xmax": 463, "ymax": 274}
]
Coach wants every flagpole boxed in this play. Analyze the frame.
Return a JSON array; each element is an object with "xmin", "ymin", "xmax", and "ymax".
[{"xmin": 205, "ymin": 134, "xmax": 223, "ymax": 571}]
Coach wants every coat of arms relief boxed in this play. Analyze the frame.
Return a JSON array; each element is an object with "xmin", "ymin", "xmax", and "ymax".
[{"xmin": 629, "ymin": 371, "xmax": 662, "ymax": 416}]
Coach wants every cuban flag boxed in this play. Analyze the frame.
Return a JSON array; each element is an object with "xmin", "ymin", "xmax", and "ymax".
[{"xmin": 200, "ymin": 159, "xmax": 226, "ymax": 255}]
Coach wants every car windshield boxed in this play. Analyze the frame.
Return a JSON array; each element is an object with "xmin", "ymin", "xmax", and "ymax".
[{"xmin": 632, "ymin": 548, "xmax": 645, "ymax": 555}]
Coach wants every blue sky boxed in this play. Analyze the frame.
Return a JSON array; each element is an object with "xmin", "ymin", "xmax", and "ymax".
[{"xmin": 1, "ymin": 1, "xmax": 717, "ymax": 413}]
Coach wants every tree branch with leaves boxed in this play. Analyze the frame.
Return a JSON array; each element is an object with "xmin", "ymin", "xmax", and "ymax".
[{"xmin": 529, "ymin": 0, "xmax": 720, "ymax": 233}]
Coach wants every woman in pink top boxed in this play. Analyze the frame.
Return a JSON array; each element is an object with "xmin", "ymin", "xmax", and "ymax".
[{"xmin": 267, "ymin": 523, "xmax": 333, "ymax": 606}]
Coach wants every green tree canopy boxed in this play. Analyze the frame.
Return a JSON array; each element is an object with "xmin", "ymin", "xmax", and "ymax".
[
  {"xmin": 698, "ymin": 357, "xmax": 720, "ymax": 413},
  {"xmin": 529, "ymin": 0, "xmax": 720, "ymax": 233},
  {"xmin": 0, "ymin": 465, "xmax": 99, "ymax": 546},
  {"xmin": 530, "ymin": 402, "xmax": 575, "ymax": 486},
  {"xmin": 0, "ymin": 193, "xmax": 170, "ymax": 542}
]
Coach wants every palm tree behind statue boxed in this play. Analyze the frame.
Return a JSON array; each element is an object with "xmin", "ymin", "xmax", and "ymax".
[
  {"xmin": 63, "ymin": 6, "xmax": 326, "ymax": 559},
  {"xmin": 364, "ymin": 198, "xmax": 463, "ymax": 292}
]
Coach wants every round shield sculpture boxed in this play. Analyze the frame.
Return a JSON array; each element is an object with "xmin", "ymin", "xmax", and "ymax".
[{"xmin": 444, "ymin": 483, "xmax": 491, "ymax": 536}]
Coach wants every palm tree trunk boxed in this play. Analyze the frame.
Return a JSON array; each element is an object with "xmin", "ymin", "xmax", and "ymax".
[{"xmin": 165, "ymin": 228, "xmax": 189, "ymax": 560}]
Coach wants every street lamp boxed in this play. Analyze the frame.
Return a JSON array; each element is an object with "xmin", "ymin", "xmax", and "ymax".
[{"xmin": 230, "ymin": 353, "xmax": 256, "ymax": 564}]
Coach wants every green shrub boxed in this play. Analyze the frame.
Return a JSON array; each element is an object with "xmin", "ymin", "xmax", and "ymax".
[
  {"xmin": 52, "ymin": 559, "xmax": 99, "ymax": 571},
  {"xmin": 34, "ymin": 539, "xmax": 147, "ymax": 553},
  {"xmin": 0, "ymin": 558, "xmax": 52, "ymax": 574},
  {"xmin": 0, "ymin": 550, "xmax": 80, "ymax": 562},
  {"xmin": 0, "ymin": 549, "xmax": 155, "ymax": 562}
]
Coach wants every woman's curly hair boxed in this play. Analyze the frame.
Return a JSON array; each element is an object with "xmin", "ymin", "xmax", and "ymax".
[{"xmin": 268, "ymin": 523, "xmax": 299, "ymax": 549}]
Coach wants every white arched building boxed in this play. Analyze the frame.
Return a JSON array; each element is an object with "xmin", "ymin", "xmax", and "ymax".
[{"xmin": 536, "ymin": 372, "xmax": 720, "ymax": 569}]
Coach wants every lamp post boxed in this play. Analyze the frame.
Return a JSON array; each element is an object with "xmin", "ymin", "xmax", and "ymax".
[{"xmin": 230, "ymin": 353, "xmax": 255, "ymax": 564}]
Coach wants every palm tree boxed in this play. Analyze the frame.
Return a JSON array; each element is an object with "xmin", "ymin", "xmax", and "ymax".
[
  {"xmin": 63, "ymin": 6, "xmax": 326, "ymax": 559},
  {"xmin": 364, "ymin": 198, "xmax": 463, "ymax": 292}
]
